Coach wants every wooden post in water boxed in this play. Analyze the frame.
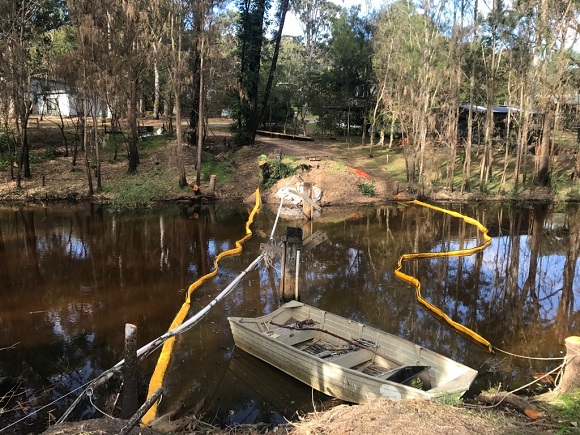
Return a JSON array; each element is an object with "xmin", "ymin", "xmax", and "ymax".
[
  {"xmin": 559, "ymin": 336, "xmax": 580, "ymax": 393},
  {"xmin": 280, "ymin": 227, "xmax": 303, "ymax": 302},
  {"xmin": 122, "ymin": 323, "xmax": 139, "ymax": 419},
  {"xmin": 302, "ymin": 182, "xmax": 312, "ymax": 220}
]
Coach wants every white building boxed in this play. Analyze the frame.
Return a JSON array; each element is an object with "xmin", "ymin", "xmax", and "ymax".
[{"xmin": 30, "ymin": 77, "xmax": 110, "ymax": 118}]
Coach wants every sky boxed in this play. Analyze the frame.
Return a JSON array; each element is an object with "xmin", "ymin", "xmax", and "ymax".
[
  {"xmin": 282, "ymin": 0, "xmax": 380, "ymax": 36},
  {"xmin": 282, "ymin": 0, "xmax": 578, "ymax": 52},
  {"xmin": 281, "ymin": 0, "xmax": 504, "ymax": 37}
]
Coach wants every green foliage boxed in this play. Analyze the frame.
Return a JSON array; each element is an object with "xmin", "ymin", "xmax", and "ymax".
[
  {"xmin": 0, "ymin": 131, "xmax": 12, "ymax": 155},
  {"xmin": 234, "ymin": 0, "xmax": 271, "ymax": 144},
  {"xmin": 139, "ymin": 134, "xmax": 167, "ymax": 149},
  {"xmin": 261, "ymin": 92, "xmax": 295, "ymax": 131},
  {"xmin": 29, "ymin": 152, "xmax": 43, "ymax": 164},
  {"xmin": 0, "ymin": 130, "xmax": 14, "ymax": 169},
  {"xmin": 551, "ymin": 392, "xmax": 580, "ymax": 434},
  {"xmin": 44, "ymin": 146, "xmax": 60, "ymax": 160},
  {"xmin": 357, "ymin": 180, "xmax": 376, "ymax": 197},
  {"xmin": 436, "ymin": 392, "xmax": 463, "ymax": 406},
  {"xmin": 109, "ymin": 170, "xmax": 179, "ymax": 212},
  {"xmin": 201, "ymin": 151, "xmax": 233, "ymax": 184},
  {"xmin": 258, "ymin": 155, "xmax": 297, "ymax": 188},
  {"xmin": 201, "ymin": 160, "xmax": 231, "ymax": 182}
]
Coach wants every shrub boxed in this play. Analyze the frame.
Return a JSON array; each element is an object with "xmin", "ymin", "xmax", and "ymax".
[
  {"xmin": 109, "ymin": 171, "xmax": 178, "ymax": 211},
  {"xmin": 258, "ymin": 155, "xmax": 297, "ymax": 188},
  {"xmin": 357, "ymin": 180, "xmax": 376, "ymax": 197},
  {"xmin": 45, "ymin": 147, "xmax": 60, "ymax": 160}
]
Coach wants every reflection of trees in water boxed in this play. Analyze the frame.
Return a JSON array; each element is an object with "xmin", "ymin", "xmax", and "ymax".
[
  {"xmin": 1, "ymin": 202, "xmax": 578, "ymax": 430},
  {"xmin": 0, "ymin": 204, "xmax": 251, "ymax": 429},
  {"xmin": 555, "ymin": 206, "xmax": 579, "ymax": 343},
  {"xmin": 301, "ymin": 203, "xmax": 577, "ymax": 365}
]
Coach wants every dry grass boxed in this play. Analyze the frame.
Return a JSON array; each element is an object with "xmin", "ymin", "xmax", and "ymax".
[{"xmin": 1, "ymin": 117, "xmax": 578, "ymax": 205}]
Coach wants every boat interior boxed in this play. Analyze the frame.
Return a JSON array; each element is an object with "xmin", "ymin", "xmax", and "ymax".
[{"xmin": 264, "ymin": 318, "xmax": 432, "ymax": 390}]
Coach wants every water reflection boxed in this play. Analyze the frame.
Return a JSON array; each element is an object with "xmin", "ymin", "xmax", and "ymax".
[{"xmin": 0, "ymin": 202, "xmax": 578, "ymax": 433}]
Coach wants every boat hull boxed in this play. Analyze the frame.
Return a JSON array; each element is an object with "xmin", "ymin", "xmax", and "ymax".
[{"xmin": 228, "ymin": 301, "xmax": 477, "ymax": 404}]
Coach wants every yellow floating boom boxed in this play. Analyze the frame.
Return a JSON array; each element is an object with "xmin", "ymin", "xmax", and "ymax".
[
  {"xmin": 142, "ymin": 189, "xmax": 263, "ymax": 424},
  {"xmin": 394, "ymin": 200, "xmax": 493, "ymax": 353}
]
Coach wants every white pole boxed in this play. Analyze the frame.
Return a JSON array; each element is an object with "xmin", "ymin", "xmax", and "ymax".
[{"xmin": 294, "ymin": 250, "xmax": 301, "ymax": 301}]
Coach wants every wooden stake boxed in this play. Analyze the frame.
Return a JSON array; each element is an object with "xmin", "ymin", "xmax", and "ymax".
[
  {"xmin": 281, "ymin": 227, "xmax": 303, "ymax": 302},
  {"xmin": 302, "ymin": 182, "xmax": 312, "ymax": 220},
  {"xmin": 208, "ymin": 174, "xmax": 216, "ymax": 196},
  {"xmin": 122, "ymin": 323, "xmax": 139, "ymax": 419},
  {"xmin": 559, "ymin": 336, "xmax": 580, "ymax": 393}
]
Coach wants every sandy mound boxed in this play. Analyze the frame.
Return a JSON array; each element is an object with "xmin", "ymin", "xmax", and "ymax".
[{"xmin": 262, "ymin": 161, "xmax": 390, "ymax": 208}]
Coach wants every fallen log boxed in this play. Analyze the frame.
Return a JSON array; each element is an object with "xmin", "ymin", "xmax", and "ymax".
[
  {"xmin": 256, "ymin": 130, "xmax": 314, "ymax": 141},
  {"xmin": 476, "ymin": 391, "xmax": 542, "ymax": 419}
]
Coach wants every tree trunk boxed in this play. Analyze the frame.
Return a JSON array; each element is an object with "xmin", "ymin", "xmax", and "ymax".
[
  {"xmin": 535, "ymin": 110, "xmax": 553, "ymax": 186},
  {"xmin": 83, "ymin": 98, "xmax": 94, "ymax": 196},
  {"xmin": 176, "ymin": 90, "xmax": 186, "ymax": 188},
  {"xmin": 18, "ymin": 116, "xmax": 31, "ymax": 179},
  {"xmin": 259, "ymin": 0, "xmax": 290, "ymax": 134},
  {"xmin": 574, "ymin": 142, "xmax": 580, "ymax": 181},
  {"xmin": 153, "ymin": 60, "xmax": 160, "ymax": 120},
  {"xmin": 195, "ymin": 36, "xmax": 205, "ymax": 188},
  {"xmin": 238, "ymin": 0, "xmax": 268, "ymax": 144},
  {"xmin": 127, "ymin": 78, "xmax": 140, "ymax": 173},
  {"xmin": 93, "ymin": 102, "xmax": 102, "ymax": 193},
  {"xmin": 462, "ymin": 0, "xmax": 478, "ymax": 193},
  {"xmin": 559, "ymin": 336, "xmax": 580, "ymax": 393}
]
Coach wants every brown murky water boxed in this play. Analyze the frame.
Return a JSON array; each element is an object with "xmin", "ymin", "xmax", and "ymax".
[{"xmin": 0, "ymin": 201, "xmax": 578, "ymax": 433}]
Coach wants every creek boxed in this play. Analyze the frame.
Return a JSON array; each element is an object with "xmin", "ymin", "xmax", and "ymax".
[{"xmin": 0, "ymin": 201, "xmax": 578, "ymax": 433}]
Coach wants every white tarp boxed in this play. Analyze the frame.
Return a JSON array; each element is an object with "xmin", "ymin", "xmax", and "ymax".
[{"xmin": 276, "ymin": 182, "xmax": 322, "ymax": 205}]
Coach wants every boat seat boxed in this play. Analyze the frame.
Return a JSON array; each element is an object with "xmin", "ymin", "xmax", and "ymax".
[
  {"xmin": 265, "ymin": 327, "xmax": 317, "ymax": 347},
  {"xmin": 329, "ymin": 349, "xmax": 374, "ymax": 368}
]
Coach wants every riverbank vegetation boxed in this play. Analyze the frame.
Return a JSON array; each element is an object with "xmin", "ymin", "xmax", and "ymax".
[
  {"xmin": 1, "ymin": 118, "xmax": 578, "ymax": 208},
  {"xmin": 1, "ymin": 0, "xmax": 579, "ymax": 206}
]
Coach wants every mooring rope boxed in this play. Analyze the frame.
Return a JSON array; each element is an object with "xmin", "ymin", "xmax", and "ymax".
[
  {"xmin": 493, "ymin": 347, "xmax": 566, "ymax": 361},
  {"xmin": 463, "ymin": 361, "xmax": 567, "ymax": 410}
]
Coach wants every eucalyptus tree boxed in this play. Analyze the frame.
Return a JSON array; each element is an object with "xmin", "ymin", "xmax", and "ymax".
[
  {"xmin": 492, "ymin": 4, "xmax": 535, "ymax": 192},
  {"xmin": 65, "ymin": 0, "xmax": 105, "ymax": 193},
  {"xmin": 571, "ymin": 53, "xmax": 580, "ymax": 182},
  {"xmin": 477, "ymin": 0, "xmax": 511, "ymax": 191},
  {"xmin": 372, "ymin": 0, "xmax": 445, "ymax": 185},
  {"xmin": 274, "ymin": 36, "xmax": 308, "ymax": 133},
  {"xmin": 188, "ymin": 0, "xmax": 213, "ymax": 149},
  {"xmin": 234, "ymin": 0, "xmax": 270, "ymax": 145},
  {"xmin": 372, "ymin": 1, "xmax": 420, "ymax": 176},
  {"xmin": 165, "ymin": 0, "xmax": 189, "ymax": 187},
  {"xmin": 371, "ymin": 1, "xmax": 411, "ymax": 151},
  {"xmin": 116, "ymin": 0, "xmax": 150, "ymax": 173},
  {"xmin": 412, "ymin": 0, "xmax": 448, "ymax": 187},
  {"xmin": 324, "ymin": 7, "xmax": 373, "ymax": 141},
  {"xmin": 529, "ymin": 0, "xmax": 579, "ymax": 187},
  {"xmin": 145, "ymin": 0, "xmax": 170, "ymax": 121},
  {"xmin": 438, "ymin": 0, "xmax": 473, "ymax": 191},
  {"xmin": 260, "ymin": 0, "xmax": 291, "ymax": 133},
  {"xmin": 290, "ymin": 0, "xmax": 338, "ymax": 130}
]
